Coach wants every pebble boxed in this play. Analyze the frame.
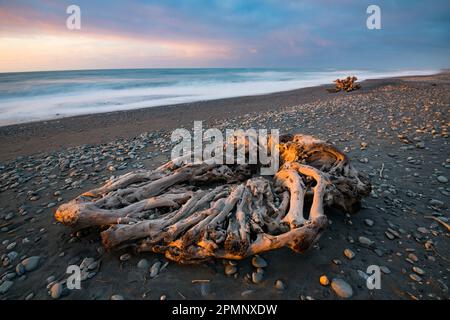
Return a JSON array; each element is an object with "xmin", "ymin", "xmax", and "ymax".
[
  {"xmin": 50, "ymin": 282, "xmax": 63, "ymax": 299},
  {"xmin": 358, "ymin": 236, "xmax": 373, "ymax": 246},
  {"xmin": 25, "ymin": 292, "xmax": 34, "ymax": 300},
  {"xmin": 241, "ymin": 290, "xmax": 254, "ymax": 297},
  {"xmin": 224, "ymin": 264, "xmax": 237, "ymax": 276},
  {"xmin": 119, "ymin": 253, "xmax": 131, "ymax": 262},
  {"xmin": 80, "ymin": 257, "xmax": 95, "ymax": 269},
  {"xmin": 16, "ymin": 263, "xmax": 26, "ymax": 275},
  {"xmin": 160, "ymin": 294, "xmax": 167, "ymax": 300},
  {"xmin": 385, "ymin": 231, "xmax": 395, "ymax": 240},
  {"xmin": 364, "ymin": 219, "xmax": 374, "ymax": 227},
  {"xmin": 412, "ymin": 266, "xmax": 425, "ymax": 275},
  {"xmin": 252, "ymin": 271, "xmax": 264, "ymax": 284},
  {"xmin": 437, "ymin": 176, "xmax": 448, "ymax": 183},
  {"xmin": 137, "ymin": 259, "xmax": 149, "ymax": 270},
  {"xmin": 110, "ymin": 294, "xmax": 124, "ymax": 300},
  {"xmin": 417, "ymin": 227, "xmax": 429, "ymax": 234},
  {"xmin": 380, "ymin": 266, "xmax": 391, "ymax": 274},
  {"xmin": 252, "ymin": 256, "xmax": 267, "ymax": 268},
  {"xmin": 6, "ymin": 242, "xmax": 16, "ymax": 250},
  {"xmin": 21, "ymin": 256, "xmax": 40, "ymax": 272},
  {"xmin": 319, "ymin": 275, "xmax": 329, "ymax": 286},
  {"xmin": 344, "ymin": 248, "xmax": 355, "ymax": 260},
  {"xmin": 150, "ymin": 261, "xmax": 162, "ymax": 278},
  {"xmin": 46, "ymin": 275, "xmax": 56, "ymax": 284},
  {"xmin": 0, "ymin": 280, "xmax": 13, "ymax": 294},
  {"xmin": 408, "ymin": 253, "xmax": 419, "ymax": 262},
  {"xmin": 331, "ymin": 278, "xmax": 353, "ymax": 299},
  {"xmin": 409, "ymin": 273, "xmax": 422, "ymax": 282},
  {"xmin": 274, "ymin": 280, "xmax": 286, "ymax": 290}
]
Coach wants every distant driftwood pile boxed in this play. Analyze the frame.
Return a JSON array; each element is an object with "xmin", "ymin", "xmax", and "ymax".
[
  {"xmin": 328, "ymin": 76, "xmax": 361, "ymax": 93},
  {"xmin": 55, "ymin": 134, "xmax": 371, "ymax": 264}
]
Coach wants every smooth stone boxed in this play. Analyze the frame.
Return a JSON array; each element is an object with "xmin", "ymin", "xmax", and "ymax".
[
  {"xmin": 50, "ymin": 282, "xmax": 63, "ymax": 299},
  {"xmin": 25, "ymin": 292, "xmax": 34, "ymax": 300},
  {"xmin": 429, "ymin": 199, "xmax": 444, "ymax": 207},
  {"xmin": 252, "ymin": 271, "xmax": 264, "ymax": 284},
  {"xmin": 417, "ymin": 227, "xmax": 429, "ymax": 234},
  {"xmin": 409, "ymin": 273, "xmax": 422, "ymax": 282},
  {"xmin": 224, "ymin": 264, "xmax": 237, "ymax": 276},
  {"xmin": 119, "ymin": 253, "xmax": 131, "ymax": 262},
  {"xmin": 408, "ymin": 253, "xmax": 419, "ymax": 262},
  {"xmin": 241, "ymin": 290, "xmax": 254, "ymax": 297},
  {"xmin": 380, "ymin": 266, "xmax": 391, "ymax": 274},
  {"xmin": 6, "ymin": 242, "xmax": 16, "ymax": 250},
  {"xmin": 358, "ymin": 236, "xmax": 373, "ymax": 246},
  {"xmin": 412, "ymin": 266, "xmax": 425, "ymax": 275},
  {"xmin": 274, "ymin": 280, "xmax": 286, "ymax": 290},
  {"xmin": 46, "ymin": 275, "xmax": 56, "ymax": 283},
  {"xmin": 344, "ymin": 249, "xmax": 355, "ymax": 260},
  {"xmin": 15, "ymin": 263, "xmax": 26, "ymax": 276},
  {"xmin": 331, "ymin": 278, "xmax": 353, "ymax": 299},
  {"xmin": 150, "ymin": 261, "xmax": 162, "ymax": 278},
  {"xmin": 110, "ymin": 294, "xmax": 124, "ymax": 300},
  {"xmin": 320, "ymin": 275, "xmax": 330, "ymax": 286},
  {"xmin": 364, "ymin": 219, "xmax": 374, "ymax": 227},
  {"xmin": 137, "ymin": 259, "xmax": 149, "ymax": 270},
  {"xmin": 80, "ymin": 257, "xmax": 95, "ymax": 269},
  {"xmin": 437, "ymin": 176, "xmax": 448, "ymax": 183},
  {"xmin": 21, "ymin": 256, "xmax": 40, "ymax": 272},
  {"xmin": 252, "ymin": 256, "xmax": 267, "ymax": 268},
  {"xmin": 0, "ymin": 280, "xmax": 13, "ymax": 294},
  {"xmin": 7, "ymin": 251, "xmax": 18, "ymax": 261}
]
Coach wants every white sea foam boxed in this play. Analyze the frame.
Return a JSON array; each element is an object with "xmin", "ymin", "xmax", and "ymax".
[{"xmin": 0, "ymin": 69, "xmax": 439, "ymax": 126}]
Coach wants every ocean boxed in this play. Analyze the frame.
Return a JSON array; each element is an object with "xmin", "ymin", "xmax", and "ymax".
[{"xmin": 0, "ymin": 68, "xmax": 438, "ymax": 127}]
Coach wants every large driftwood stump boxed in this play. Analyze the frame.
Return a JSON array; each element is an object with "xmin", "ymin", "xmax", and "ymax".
[
  {"xmin": 55, "ymin": 134, "xmax": 371, "ymax": 264},
  {"xmin": 328, "ymin": 76, "xmax": 361, "ymax": 93}
]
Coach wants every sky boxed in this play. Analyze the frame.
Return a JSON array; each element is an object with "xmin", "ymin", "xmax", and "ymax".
[{"xmin": 0, "ymin": 0, "xmax": 449, "ymax": 72}]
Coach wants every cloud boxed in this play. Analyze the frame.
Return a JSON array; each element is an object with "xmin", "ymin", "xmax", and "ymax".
[{"xmin": 0, "ymin": 0, "xmax": 449, "ymax": 71}]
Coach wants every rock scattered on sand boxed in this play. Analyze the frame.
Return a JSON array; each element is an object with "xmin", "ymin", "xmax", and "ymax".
[
  {"xmin": 252, "ymin": 256, "xmax": 267, "ymax": 268},
  {"xmin": 364, "ymin": 219, "xmax": 374, "ymax": 227},
  {"xmin": 319, "ymin": 275, "xmax": 330, "ymax": 286},
  {"xmin": 150, "ymin": 261, "xmax": 162, "ymax": 278},
  {"xmin": 344, "ymin": 248, "xmax": 355, "ymax": 260},
  {"xmin": 412, "ymin": 266, "xmax": 425, "ymax": 275},
  {"xmin": 241, "ymin": 290, "xmax": 254, "ymax": 298},
  {"xmin": 409, "ymin": 274, "xmax": 422, "ymax": 282},
  {"xmin": 331, "ymin": 278, "xmax": 353, "ymax": 299},
  {"xmin": 110, "ymin": 294, "xmax": 124, "ymax": 300},
  {"xmin": 21, "ymin": 256, "xmax": 40, "ymax": 272},
  {"xmin": 358, "ymin": 236, "xmax": 373, "ymax": 246},
  {"xmin": 50, "ymin": 282, "xmax": 63, "ymax": 299},
  {"xmin": 380, "ymin": 266, "xmax": 391, "ymax": 274},
  {"xmin": 119, "ymin": 253, "xmax": 131, "ymax": 262},
  {"xmin": 0, "ymin": 280, "xmax": 13, "ymax": 294},
  {"xmin": 436, "ymin": 176, "xmax": 448, "ymax": 183},
  {"xmin": 224, "ymin": 264, "xmax": 237, "ymax": 276},
  {"xmin": 137, "ymin": 259, "xmax": 149, "ymax": 270},
  {"xmin": 274, "ymin": 280, "xmax": 286, "ymax": 290},
  {"xmin": 252, "ymin": 271, "xmax": 264, "ymax": 284}
]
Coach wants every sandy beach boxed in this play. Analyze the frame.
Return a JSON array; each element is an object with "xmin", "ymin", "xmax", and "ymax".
[{"xmin": 0, "ymin": 72, "xmax": 449, "ymax": 300}]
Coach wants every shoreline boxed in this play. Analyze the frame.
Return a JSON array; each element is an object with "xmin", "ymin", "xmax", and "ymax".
[{"xmin": 0, "ymin": 72, "xmax": 444, "ymax": 162}]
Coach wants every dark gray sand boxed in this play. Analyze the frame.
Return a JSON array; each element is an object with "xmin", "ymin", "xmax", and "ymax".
[{"xmin": 0, "ymin": 73, "xmax": 449, "ymax": 300}]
